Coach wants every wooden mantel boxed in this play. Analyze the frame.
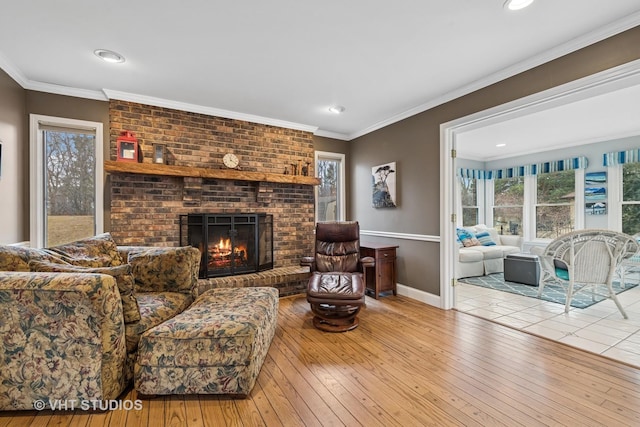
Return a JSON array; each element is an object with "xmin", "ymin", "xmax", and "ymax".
[{"xmin": 104, "ymin": 161, "xmax": 321, "ymax": 185}]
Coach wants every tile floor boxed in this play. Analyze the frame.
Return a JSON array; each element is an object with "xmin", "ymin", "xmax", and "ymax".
[{"xmin": 455, "ymin": 277, "xmax": 640, "ymax": 367}]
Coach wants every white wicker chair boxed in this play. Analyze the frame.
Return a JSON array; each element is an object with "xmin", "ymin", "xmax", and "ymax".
[
  {"xmin": 619, "ymin": 232, "xmax": 640, "ymax": 288},
  {"xmin": 537, "ymin": 229, "xmax": 639, "ymax": 318}
]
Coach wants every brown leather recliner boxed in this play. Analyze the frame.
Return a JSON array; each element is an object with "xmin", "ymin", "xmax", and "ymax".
[{"xmin": 301, "ymin": 221, "xmax": 374, "ymax": 332}]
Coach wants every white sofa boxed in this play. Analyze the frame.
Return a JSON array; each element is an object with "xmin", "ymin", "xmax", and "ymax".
[{"xmin": 456, "ymin": 224, "xmax": 523, "ymax": 279}]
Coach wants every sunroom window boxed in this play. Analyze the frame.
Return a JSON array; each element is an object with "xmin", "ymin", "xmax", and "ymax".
[
  {"xmin": 622, "ymin": 162, "xmax": 640, "ymax": 235},
  {"xmin": 536, "ymin": 169, "xmax": 575, "ymax": 239},
  {"xmin": 493, "ymin": 176, "xmax": 524, "ymax": 236}
]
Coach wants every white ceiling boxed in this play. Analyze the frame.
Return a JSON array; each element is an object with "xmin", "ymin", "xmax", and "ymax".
[
  {"xmin": 456, "ymin": 77, "xmax": 640, "ymax": 161},
  {"xmin": 1, "ymin": 1, "xmax": 640, "ymax": 141}
]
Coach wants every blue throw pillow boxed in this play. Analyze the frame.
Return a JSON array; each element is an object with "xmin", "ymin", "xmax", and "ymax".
[
  {"xmin": 475, "ymin": 231, "xmax": 496, "ymax": 246},
  {"xmin": 553, "ymin": 259, "xmax": 570, "ymax": 280},
  {"xmin": 456, "ymin": 228, "xmax": 480, "ymax": 247},
  {"xmin": 555, "ymin": 267, "xmax": 570, "ymax": 280}
]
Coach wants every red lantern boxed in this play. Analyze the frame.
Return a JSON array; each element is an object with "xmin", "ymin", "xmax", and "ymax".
[{"xmin": 116, "ymin": 131, "xmax": 139, "ymax": 162}]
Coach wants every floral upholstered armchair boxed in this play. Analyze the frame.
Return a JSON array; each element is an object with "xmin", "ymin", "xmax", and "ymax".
[{"xmin": 0, "ymin": 233, "xmax": 200, "ymax": 410}]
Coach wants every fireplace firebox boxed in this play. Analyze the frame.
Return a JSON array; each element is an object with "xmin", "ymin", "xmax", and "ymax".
[{"xmin": 180, "ymin": 213, "xmax": 273, "ymax": 279}]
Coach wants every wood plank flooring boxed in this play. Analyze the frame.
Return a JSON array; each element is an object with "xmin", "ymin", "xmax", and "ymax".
[{"xmin": 2, "ymin": 294, "xmax": 640, "ymax": 426}]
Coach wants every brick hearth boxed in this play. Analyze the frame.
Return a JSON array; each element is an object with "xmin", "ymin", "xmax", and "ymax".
[{"xmin": 108, "ymin": 100, "xmax": 316, "ymax": 289}]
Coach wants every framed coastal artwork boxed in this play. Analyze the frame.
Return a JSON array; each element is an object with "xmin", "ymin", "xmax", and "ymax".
[
  {"xmin": 372, "ymin": 162, "xmax": 397, "ymax": 208},
  {"xmin": 585, "ymin": 171, "xmax": 607, "ymax": 215}
]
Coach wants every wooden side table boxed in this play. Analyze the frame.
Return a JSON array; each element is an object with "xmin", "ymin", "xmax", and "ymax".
[{"xmin": 360, "ymin": 242, "xmax": 398, "ymax": 299}]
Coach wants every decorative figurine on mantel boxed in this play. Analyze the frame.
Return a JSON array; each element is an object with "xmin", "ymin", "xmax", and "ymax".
[{"xmin": 302, "ymin": 161, "xmax": 310, "ymax": 176}]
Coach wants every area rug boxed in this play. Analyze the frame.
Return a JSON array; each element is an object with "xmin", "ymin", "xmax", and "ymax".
[{"xmin": 458, "ymin": 273, "xmax": 637, "ymax": 309}]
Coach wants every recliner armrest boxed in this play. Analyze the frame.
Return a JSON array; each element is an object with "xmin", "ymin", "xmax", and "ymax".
[{"xmin": 360, "ymin": 256, "xmax": 375, "ymax": 269}]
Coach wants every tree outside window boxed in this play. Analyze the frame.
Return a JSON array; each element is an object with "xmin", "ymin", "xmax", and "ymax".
[
  {"xmin": 459, "ymin": 177, "xmax": 478, "ymax": 226},
  {"xmin": 316, "ymin": 156, "xmax": 342, "ymax": 222},
  {"xmin": 45, "ymin": 130, "xmax": 96, "ymax": 246},
  {"xmin": 622, "ymin": 162, "xmax": 640, "ymax": 235},
  {"xmin": 536, "ymin": 169, "xmax": 575, "ymax": 239},
  {"xmin": 493, "ymin": 176, "xmax": 524, "ymax": 236}
]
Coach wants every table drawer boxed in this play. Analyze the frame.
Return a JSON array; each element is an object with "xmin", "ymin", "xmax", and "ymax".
[{"xmin": 375, "ymin": 249, "xmax": 396, "ymax": 260}]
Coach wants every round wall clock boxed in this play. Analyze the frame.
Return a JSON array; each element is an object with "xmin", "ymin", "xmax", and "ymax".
[{"xmin": 223, "ymin": 153, "xmax": 239, "ymax": 169}]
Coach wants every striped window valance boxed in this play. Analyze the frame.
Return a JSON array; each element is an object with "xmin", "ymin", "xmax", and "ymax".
[
  {"xmin": 525, "ymin": 156, "xmax": 588, "ymax": 176},
  {"xmin": 603, "ymin": 149, "xmax": 640, "ymax": 166},
  {"xmin": 492, "ymin": 166, "xmax": 525, "ymax": 179},
  {"xmin": 458, "ymin": 156, "xmax": 588, "ymax": 180},
  {"xmin": 457, "ymin": 168, "xmax": 490, "ymax": 180}
]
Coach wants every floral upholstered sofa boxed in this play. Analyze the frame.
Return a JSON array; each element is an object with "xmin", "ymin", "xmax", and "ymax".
[{"xmin": 0, "ymin": 233, "xmax": 201, "ymax": 410}]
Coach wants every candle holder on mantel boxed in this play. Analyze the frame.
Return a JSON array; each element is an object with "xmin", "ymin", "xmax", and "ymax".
[{"xmin": 153, "ymin": 143, "xmax": 165, "ymax": 164}]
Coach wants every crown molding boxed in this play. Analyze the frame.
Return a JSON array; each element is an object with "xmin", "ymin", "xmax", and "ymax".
[
  {"xmin": 0, "ymin": 51, "xmax": 28, "ymax": 87},
  {"xmin": 313, "ymin": 128, "xmax": 350, "ymax": 141},
  {"xmin": 348, "ymin": 11, "xmax": 640, "ymax": 141},
  {"xmin": 102, "ymin": 89, "xmax": 318, "ymax": 133},
  {"xmin": 0, "ymin": 52, "xmax": 107, "ymax": 100},
  {"xmin": 27, "ymin": 81, "xmax": 107, "ymax": 101}
]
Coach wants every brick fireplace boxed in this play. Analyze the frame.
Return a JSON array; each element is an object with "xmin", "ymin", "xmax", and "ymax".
[{"xmin": 108, "ymin": 100, "xmax": 316, "ymax": 270}]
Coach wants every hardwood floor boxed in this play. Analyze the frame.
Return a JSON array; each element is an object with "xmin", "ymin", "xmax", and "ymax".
[{"xmin": 2, "ymin": 294, "xmax": 640, "ymax": 426}]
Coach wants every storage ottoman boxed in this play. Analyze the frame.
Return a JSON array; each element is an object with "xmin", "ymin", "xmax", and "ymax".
[
  {"xmin": 504, "ymin": 253, "xmax": 540, "ymax": 286},
  {"xmin": 134, "ymin": 287, "xmax": 278, "ymax": 397}
]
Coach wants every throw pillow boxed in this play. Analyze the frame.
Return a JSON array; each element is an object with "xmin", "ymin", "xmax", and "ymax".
[
  {"xmin": 456, "ymin": 228, "xmax": 480, "ymax": 247},
  {"xmin": 47, "ymin": 233, "xmax": 124, "ymax": 268},
  {"xmin": 553, "ymin": 258, "xmax": 570, "ymax": 281},
  {"xmin": 475, "ymin": 231, "xmax": 496, "ymax": 246},
  {"xmin": 128, "ymin": 246, "xmax": 200, "ymax": 294},
  {"xmin": 0, "ymin": 245, "xmax": 63, "ymax": 272},
  {"xmin": 29, "ymin": 260, "xmax": 141, "ymax": 323}
]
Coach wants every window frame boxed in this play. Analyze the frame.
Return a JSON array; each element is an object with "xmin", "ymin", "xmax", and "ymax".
[
  {"xmin": 457, "ymin": 176, "xmax": 483, "ymax": 227},
  {"xmin": 490, "ymin": 176, "xmax": 525, "ymax": 236},
  {"xmin": 29, "ymin": 114, "xmax": 104, "ymax": 248},
  {"xmin": 616, "ymin": 162, "xmax": 640, "ymax": 234},
  {"xmin": 532, "ymin": 168, "xmax": 583, "ymax": 240},
  {"xmin": 314, "ymin": 150, "xmax": 346, "ymax": 223}
]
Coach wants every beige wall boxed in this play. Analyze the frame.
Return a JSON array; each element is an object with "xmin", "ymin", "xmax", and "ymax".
[
  {"xmin": 0, "ymin": 69, "xmax": 27, "ymax": 243},
  {"xmin": 350, "ymin": 26, "xmax": 640, "ymax": 296}
]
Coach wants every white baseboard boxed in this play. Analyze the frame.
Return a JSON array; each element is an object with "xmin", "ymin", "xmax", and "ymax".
[{"xmin": 396, "ymin": 283, "xmax": 442, "ymax": 308}]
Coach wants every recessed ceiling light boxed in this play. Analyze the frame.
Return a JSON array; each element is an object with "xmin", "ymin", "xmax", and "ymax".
[
  {"xmin": 504, "ymin": 0, "xmax": 534, "ymax": 11},
  {"xmin": 94, "ymin": 49, "xmax": 125, "ymax": 64},
  {"xmin": 328, "ymin": 105, "xmax": 345, "ymax": 114},
  {"xmin": 496, "ymin": 143, "xmax": 507, "ymax": 147}
]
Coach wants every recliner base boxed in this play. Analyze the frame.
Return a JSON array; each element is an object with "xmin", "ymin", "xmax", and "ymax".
[{"xmin": 309, "ymin": 302, "xmax": 363, "ymax": 332}]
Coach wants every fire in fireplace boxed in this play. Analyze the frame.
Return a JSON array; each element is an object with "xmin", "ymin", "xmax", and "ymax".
[{"xmin": 180, "ymin": 213, "xmax": 273, "ymax": 279}]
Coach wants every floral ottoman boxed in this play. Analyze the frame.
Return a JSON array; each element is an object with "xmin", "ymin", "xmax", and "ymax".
[{"xmin": 134, "ymin": 287, "xmax": 278, "ymax": 397}]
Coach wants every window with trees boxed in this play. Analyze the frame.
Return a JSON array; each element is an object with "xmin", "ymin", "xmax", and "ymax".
[
  {"xmin": 493, "ymin": 176, "xmax": 524, "ymax": 236},
  {"xmin": 315, "ymin": 151, "xmax": 345, "ymax": 222},
  {"xmin": 536, "ymin": 169, "xmax": 575, "ymax": 239},
  {"xmin": 459, "ymin": 177, "xmax": 478, "ymax": 226},
  {"xmin": 30, "ymin": 115, "xmax": 103, "ymax": 247},
  {"xmin": 622, "ymin": 162, "xmax": 640, "ymax": 234}
]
